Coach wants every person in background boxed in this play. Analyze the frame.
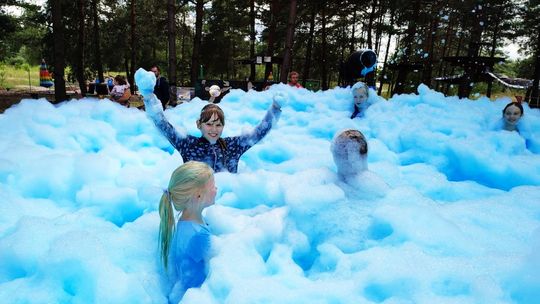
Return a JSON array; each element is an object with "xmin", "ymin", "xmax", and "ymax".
[
  {"xmin": 350, "ymin": 81, "xmax": 370, "ymax": 119},
  {"xmin": 158, "ymin": 161, "xmax": 216, "ymax": 303},
  {"xmin": 151, "ymin": 65, "xmax": 170, "ymax": 110},
  {"xmin": 135, "ymin": 67, "xmax": 286, "ymax": 173},
  {"xmin": 109, "ymin": 75, "xmax": 130, "ymax": 101},
  {"xmin": 106, "ymin": 75, "xmax": 114, "ymax": 92},
  {"xmin": 288, "ymin": 71, "xmax": 303, "ymax": 88},
  {"xmin": 501, "ymin": 101, "xmax": 524, "ymax": 132},
  {"xmin": 202, "ymin": 80, "xmax": 231, "ymax": 103}
]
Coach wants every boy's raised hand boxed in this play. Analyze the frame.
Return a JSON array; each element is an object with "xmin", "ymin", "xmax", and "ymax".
[{"xmin": 134, "ymin": 68, "xmax": 156, "ymax": 96}]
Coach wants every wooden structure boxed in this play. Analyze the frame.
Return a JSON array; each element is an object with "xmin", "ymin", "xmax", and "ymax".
[
  {"xmin": 435, "ymin": 56, "xmax": 505, "ymax": 98},
  {"xmin": 387, "ymin": 63, "xmax": 423, "ymax": 95},
  {"xmin": 235, "ymin": 55, "xmax": 283, "ymax": 81}
]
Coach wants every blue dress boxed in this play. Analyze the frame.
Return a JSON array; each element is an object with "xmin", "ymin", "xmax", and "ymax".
[
  {"xmin": 144, "ymin": 96, "xmax": 281, "ymax": 173},
  {"xmin": 167, "ymin": 220, "xmax": 211, "ymax": 303}
]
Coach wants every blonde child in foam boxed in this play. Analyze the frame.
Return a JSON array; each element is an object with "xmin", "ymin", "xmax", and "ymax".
[{"xmin": 158, "ymin": 161, "xmax": 217, "ymax": 303}]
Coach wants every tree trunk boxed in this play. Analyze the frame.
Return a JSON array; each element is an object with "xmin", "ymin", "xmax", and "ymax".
[
  {"xmin": 92, "ymin": 0, "xmax": 104, "ymax": 83},
  {"xmin": 377, "ymin": 7, "xmax": 394, "ymax": 96},
  {"xmin": 421, "ymin": 3, "xmax": 439, "ymax": 88},
  {"xmin": 129, "ymin": 0, "xmax": 136, "ymax": 92},
  {"xmin": 374, "ymin": 8, "xmax": 383, "ymax": 55},
  {"xmin": 393, "ymin": 0, "xmax": 421, "ymax": 95},
  {"xmin": 167, "ymin": 0, "xmax": 177, "ymax": 104},
  {"xmin": 249, "ymin": 0, "xmax": 256, "ymax": 80},
  {"xmin": 458, "ymin": 1, "xmax": 484, "ymax": 99},
  {"xmin": 264, "ymin": 0, "xmax": 279, "ymax": 81},
  {"xmin": 320, "ymin": 1, "xmax": 328, "ymax": 90},
  {"xmin": 76, "ymin": 0, "xmax": 87, "ymax": 95},
  {"xmin": 350, "ymin": 6, "xmax": 357, "ymax": 53},
  {"xmin": 436, "ymin": 13, "xmax": 455, "ymax": 92},
  {"xmin": 52, "ymin": 0, "xmax": 67, "ymax": 103},
  {"xmin": 486, "ymin": 19, "xmax": 500, "ymax": 98},
  {"xmin": 191, "ymin": 0, "xmax": 204, "ymax": 86},
  {"xmin": 366, "ymin": 0, "xmax": 376, "ymax": 50},
  {"xmin": 302, "ymin": 5, "xmax": 316, "ymax": 87},
  {"xmin": 445, "ymin": 34, "xmax": 463, "ymax": 95},
  {"xmin": 279, "ymin": 0, "xmax": 298, "ymax": 84},
  {"xmin": 529, "ymin": 30, "xmax": 540, "ymax": 108},
  {"xmin": 180, "ymin": 11, "xmax": 186, "ymax": 86}
]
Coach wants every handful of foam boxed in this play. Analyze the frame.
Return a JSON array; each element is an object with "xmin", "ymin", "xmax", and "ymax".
[{"xmin": 134, "ymin": 68, "xmax": 156, "ymax": 96}]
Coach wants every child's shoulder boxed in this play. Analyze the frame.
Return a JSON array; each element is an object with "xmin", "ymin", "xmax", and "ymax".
[{"xmin": 178, "ymin": 220, "xmax": 210, "ymax": 235}]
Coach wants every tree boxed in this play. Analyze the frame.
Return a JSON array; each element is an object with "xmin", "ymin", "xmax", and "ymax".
[
  {"xmin": 518, "ymin": 0, "xmax": 540, "ymax": 106},
  {"xmin": 190, "ymin": 0, "xmax": 206, "ymax": 85},
  {"xmin": 167, "ymin": 0, "xmax": 177, "ymax": 104},
  {"xmin": 392, "ymin": 0, "xmax": 421, "ymax": 95},
  {"xmin": 51, "ymin": 0, "xmax": 67, "ymax": 102},
  {"xmin": 91, "ymin": 0, "xmax": 104, "ymax": 83},
  {"xmin": 76, "ymin": 0, "xmax": 87, "ymax": 95},
  {"xmin": 279, "ymin": 0, "xmax": 298, "ymax": 83},
  {"xmin": 129, "ymin": 0, "xmax": 136, "ymax": 91}
]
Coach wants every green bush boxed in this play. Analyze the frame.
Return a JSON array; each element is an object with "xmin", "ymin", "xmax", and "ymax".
[{"xmin": 6, "ymin": 56, "xmax": 26, "ymax": 69}]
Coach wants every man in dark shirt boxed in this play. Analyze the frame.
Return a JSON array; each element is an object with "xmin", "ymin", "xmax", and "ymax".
[{"xmin": 151, "ymin": 65, "xmax": 170, "ymax": 109}]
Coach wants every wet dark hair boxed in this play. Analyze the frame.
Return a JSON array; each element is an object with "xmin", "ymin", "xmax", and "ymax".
[
  {"xmin": 198, "ymin": 104, "xmax": 225, "ymax": 125},
  {"xmin": 335, "ymin": 129, "xmax": 368, "ymax": 155},
  {"xmin": 502, "ymin": 102, "xmax": 523, "ymax": 117}
]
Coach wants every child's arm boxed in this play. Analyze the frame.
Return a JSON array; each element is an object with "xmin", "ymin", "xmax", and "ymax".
[
  {"xmin": 135, "ymin": 68, "xmax": 186, "ymax": 150},
  {"xmin": 237, "ymin": 92, "xmax": 286, "ymax": 146}
]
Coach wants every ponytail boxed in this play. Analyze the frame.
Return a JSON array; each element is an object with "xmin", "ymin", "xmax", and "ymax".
[
  {"xmin": 159, "ymin": 190, "xmax": 175, "ymax": 269},
  {"xmin": 158, "ymin": 161, "xmax": 214, "ymax": 270}
]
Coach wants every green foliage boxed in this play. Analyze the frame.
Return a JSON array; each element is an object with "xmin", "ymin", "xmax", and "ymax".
[
  {"xmin": 6, "ymin": 56, "xmax": 26, "ymax": 68},
  {"xmin": 0, "ymin": 0, "xmax": 534, "ymax": 94},
  {"xmin": 0, "ymin": 12, "xmax": 20, "ymax": 60},
  {"xmin": 515, "ymin": 56, "xmax": 536, "ymax": 78},
  {"xmin": 0, "ymin": 62, "xmax": 6, "ymax": 88},
  {"xmin": 0, "ymin": 64, "xmax": 41, "ymax": 89},
  {"xmin": 494, "ymin": 60, "xmax": 519, "ymax": 78}
]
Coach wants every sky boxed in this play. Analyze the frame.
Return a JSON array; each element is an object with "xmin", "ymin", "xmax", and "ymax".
[{"xmin": 0, "ymin": 84, "xmax": 540, "ymax": 303}]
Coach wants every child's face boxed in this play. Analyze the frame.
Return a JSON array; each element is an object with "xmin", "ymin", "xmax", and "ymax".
[
  {"xmin": 198, "ymin": 113, "xmax": 224, "ymax": 144},
  {"xmin": 503, "ymin": 104, "xmax": 522, "ymax": 126},
  {"xmin": 353, "ymin": 88, "xmax": 368, "ymax": 106},
  {"xmin": 200, "ymin": 176, "xmax": 217, "ymax": 208}
]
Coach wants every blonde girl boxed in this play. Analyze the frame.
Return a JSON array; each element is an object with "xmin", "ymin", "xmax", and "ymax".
[{"xmin": 159, "ymin": 161, "xmax": 216, "ymax": 303}]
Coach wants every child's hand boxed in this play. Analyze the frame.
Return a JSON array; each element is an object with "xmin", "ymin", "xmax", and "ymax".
[
  {"xmin": 272, "ymin": 91, "xmax": 288, "ymax": 109},
  {"xmin": 134, "ymin": 68, "xmax": 156, "ymax": 96}
]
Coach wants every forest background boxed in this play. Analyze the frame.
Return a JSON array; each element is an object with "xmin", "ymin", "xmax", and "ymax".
[{"xmin": 0, "ymin": 0, "xmax": 539, "ymax": 104}]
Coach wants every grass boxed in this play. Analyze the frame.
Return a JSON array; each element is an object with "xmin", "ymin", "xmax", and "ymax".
[
  {"xmin": 0, "ymin": 64, "xmax": 81, "ymax": 92},
  {"xmin": 0, "ymin": 64, "xmax": 42, "ymax": 89}
]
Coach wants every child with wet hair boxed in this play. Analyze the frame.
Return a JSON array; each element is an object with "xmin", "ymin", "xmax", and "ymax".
[
  {"xmin": 159, "ymin": 161, "xmax": 216, "ymax": 303},
  {"xmin": 350, "ymin": 81, "xmax": 370, "ymax": 119},
  {"xmin": 135, "ymin": 68, "xmax": 287, "ymax": 173},
  {"xmin": 330, "ymin": 129, "xmax": 390, "ymax": 198},
  {"xmin": 331, "ymin": 129, "xmax": 369, "ymax": 182}
]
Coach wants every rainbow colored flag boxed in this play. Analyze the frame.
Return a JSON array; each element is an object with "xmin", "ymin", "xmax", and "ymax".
[{"xmin": 39, "ymin": 59, "xmax": 54, "ymax": 88}]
